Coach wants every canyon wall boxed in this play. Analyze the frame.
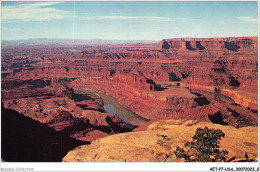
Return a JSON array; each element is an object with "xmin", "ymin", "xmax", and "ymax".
[{"xmin": 158, "ymin": 37, "xmax": 258, "ymax": 53}]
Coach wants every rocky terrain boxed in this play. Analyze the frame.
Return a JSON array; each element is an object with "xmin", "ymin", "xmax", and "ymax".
[
  {"xmin": 1, "ymin": 37, "xmax": 258, "ymax": 162},
  {"xmin": 63, "ymin": 119, "xmax": 258, "ymax": 162},
  {"xmin": 2, "ymin": 85, "xmax": 132, "ymax": 142}
]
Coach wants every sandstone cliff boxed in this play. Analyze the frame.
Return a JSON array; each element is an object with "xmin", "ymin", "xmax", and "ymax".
[{"xmin": 158, "ymin": 37, "xmax": 258, "ymax": 53}]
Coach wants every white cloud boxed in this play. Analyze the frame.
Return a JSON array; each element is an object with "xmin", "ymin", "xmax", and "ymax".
[
  {"xmin": 31, "ymin": 2, "xmax": 64, "ymax": 7},
  {"xmin": 2, "ymin": 2, "xmax": 69, "ymax": 22},
  {"xmin": 237, "ymin": 16, "xmax": 258, "ymax": 24},
  {"xmin": 81, "ymin": 15, "xmax": 195, "ymax": 22}
]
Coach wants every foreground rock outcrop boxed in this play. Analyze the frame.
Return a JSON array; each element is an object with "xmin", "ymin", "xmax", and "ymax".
[{"xmin": 63, "ymin": 119, "xmax": 258, "ymax": 162}]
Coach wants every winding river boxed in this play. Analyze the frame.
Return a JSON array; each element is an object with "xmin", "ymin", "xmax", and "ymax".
[{"xmin": 75, "ymin": 88, "xmax": 235, "ymax": 129}]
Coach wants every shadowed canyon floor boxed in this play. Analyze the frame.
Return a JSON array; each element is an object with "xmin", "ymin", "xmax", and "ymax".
[{"xmin": 1, "ymin": 37, "xmax": 258, "ymax": 162}]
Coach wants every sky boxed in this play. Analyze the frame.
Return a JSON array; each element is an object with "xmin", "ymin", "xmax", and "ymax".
[{"xmin": 1, "ymin": 1, "xmax": 258, "ymax": 41}]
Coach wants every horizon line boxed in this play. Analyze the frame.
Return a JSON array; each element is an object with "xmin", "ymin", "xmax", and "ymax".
[{"xmin": 1, "ymin": 36, "xmax": 258, "ymax": 42}]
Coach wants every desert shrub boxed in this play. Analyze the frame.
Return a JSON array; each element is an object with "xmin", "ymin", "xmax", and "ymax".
[{"xmin": 174, "ymin": 127, "xmax": 228, "ymax": 162}]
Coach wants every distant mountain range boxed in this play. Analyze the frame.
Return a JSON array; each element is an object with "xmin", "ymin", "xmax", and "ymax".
[{"xmin": 1, "ymin": 39, "xmax": 158, "ymax": 45}]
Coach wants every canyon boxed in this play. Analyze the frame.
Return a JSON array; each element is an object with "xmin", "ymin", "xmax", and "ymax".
[{"xmin": 1, "ymin": 37, "xmax": 258, "ymax": 162}]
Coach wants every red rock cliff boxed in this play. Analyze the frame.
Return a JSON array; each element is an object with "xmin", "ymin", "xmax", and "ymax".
[{"xmin": 158, "ymin": 37, "xmax": 258, "ymax": 52}]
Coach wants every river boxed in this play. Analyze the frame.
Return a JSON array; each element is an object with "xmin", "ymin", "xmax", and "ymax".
[{"xmin": 75, "ymin": 89, "xmax": 149, "ymax": 128}]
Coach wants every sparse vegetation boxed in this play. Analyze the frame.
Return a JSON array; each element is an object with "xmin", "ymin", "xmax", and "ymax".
[{"xmin": 174, "ymin": 127, "xmax": 228, "ymax": 162}]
